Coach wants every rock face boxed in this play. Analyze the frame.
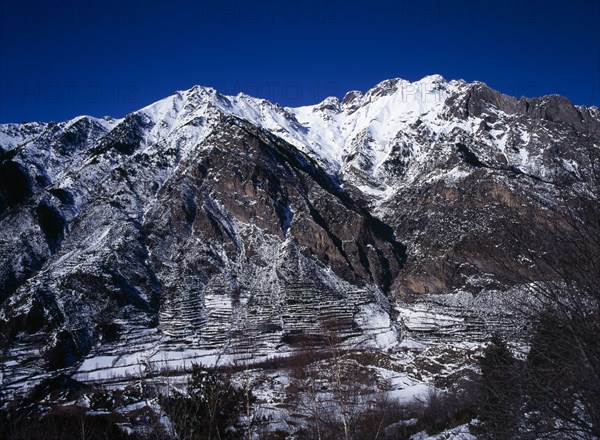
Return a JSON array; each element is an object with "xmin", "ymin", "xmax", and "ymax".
[{"xmin": 0, "ymin": 76, "xmax": 598, "ymax": 402}]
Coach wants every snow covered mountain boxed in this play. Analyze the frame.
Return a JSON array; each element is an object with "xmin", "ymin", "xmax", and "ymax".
[{"xmin": 1, "ymin": 75, "xmax": 599, "ymax": 418}]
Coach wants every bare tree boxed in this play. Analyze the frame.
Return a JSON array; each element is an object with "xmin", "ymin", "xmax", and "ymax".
[
  {"xmin": 471, "ymin": 144, "xmax": 600, "ymax": 438},
  {"xmin": 287, "ymin": 319, "xmax": 404, "ymax": 440}
]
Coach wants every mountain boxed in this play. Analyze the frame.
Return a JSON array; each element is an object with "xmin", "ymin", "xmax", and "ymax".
[{"xmin": 1, "ymin": 75, "xmax": 599, "ymax": 434}]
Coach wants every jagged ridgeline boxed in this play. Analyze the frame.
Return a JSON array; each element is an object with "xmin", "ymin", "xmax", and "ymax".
[{"xmin": 0, "ymin": 76, "xmax": 599, "ymax": 436}]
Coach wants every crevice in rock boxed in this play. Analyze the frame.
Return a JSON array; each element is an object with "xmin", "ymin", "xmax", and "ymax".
[
  {"xmin": 456, "ymin": 142, "xmax": 486, "ymax": 168},
  {"xmin": 0, "ymin": 161, "xmax": 32, "ymax": 214},
  {"xmin": 35, "ymin": 202, "xmax": 66, "ymax": 253}
]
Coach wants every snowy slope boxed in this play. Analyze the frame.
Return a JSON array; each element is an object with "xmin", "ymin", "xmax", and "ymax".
[{"xmin": 48, "ymin": 73, "xmax": 585, "ymax": 205}]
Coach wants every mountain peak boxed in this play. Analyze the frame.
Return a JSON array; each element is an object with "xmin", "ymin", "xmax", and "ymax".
[
  {"xmin": 314, "ymin": 96, "xmax": 342, "ymax": 113},
  {"xmin": 419, "ymin": 73, "xmax": 446, "ymax": 83}
]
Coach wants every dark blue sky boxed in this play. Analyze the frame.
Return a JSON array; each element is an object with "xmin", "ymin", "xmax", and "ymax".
[{"xmin": 0, "ymin": 0, "xmax": 598, "ymax": 123}]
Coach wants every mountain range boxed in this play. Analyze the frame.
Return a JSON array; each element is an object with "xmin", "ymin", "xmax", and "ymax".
[{"xmin": 1, "ymin": 75, "xmax": 599, "ymax": 435}]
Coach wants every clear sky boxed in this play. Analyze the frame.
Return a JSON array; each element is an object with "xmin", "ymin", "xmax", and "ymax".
[{"xmin": 0, "ymin": 0, "xmax": 598, "ymax": 123}]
